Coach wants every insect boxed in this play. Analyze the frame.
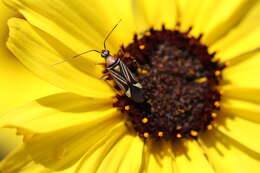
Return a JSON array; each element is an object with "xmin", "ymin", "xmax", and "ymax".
[{"xmin": 53, "ymin": 20, "xmax": 145, "ymax": 103}]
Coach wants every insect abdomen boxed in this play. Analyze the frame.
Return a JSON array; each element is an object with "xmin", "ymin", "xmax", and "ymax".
[{"xmin": 126, "ymin": 83, "xmax": 145, "ymax": 103}]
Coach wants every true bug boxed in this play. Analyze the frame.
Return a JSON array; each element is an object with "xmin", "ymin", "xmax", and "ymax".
[{"xmin": 53, "ymin": 20, "xmax": 145, "ymax": 103}]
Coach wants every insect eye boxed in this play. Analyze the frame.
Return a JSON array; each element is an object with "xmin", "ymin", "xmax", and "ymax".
[{"xmin": 101, "ymin": 50, "xmax": 110, "ymax": 58}]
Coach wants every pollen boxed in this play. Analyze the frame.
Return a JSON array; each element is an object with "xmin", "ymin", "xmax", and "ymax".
[
  {"xmin": 144, "ymin": 31, "xmax": 151, "ymax": 36},
  {"xmin": 176, "ymin": 126, "xmax": 182, "ymax": 130},
  {"xmin": 158, "ymin": 131, "xmax": 164, "ymax": 137},
  {"xmin": 124, "ymin": 105, "xmax": 130, "ymax": 111},
  {"xmin": 137, "ymin": 68, "xmax": 148, "ymax": 74},
  {"xmin": 207, "ymin": 124, "xmax": 213, "ymax": 130},
  {"xmin": 143, "ymin": 132, "xmax": 149, "ymax": 138},
  {"xmin": 139, "ymin": 45, "xmax": 145, "ymax": 50},
  {"xmin": 137, "ymin": 68, "xmax": 142, "ymax": 73},
  {"xmin": 211, "ymin": 112, "xmax": 218, "ymax": 118},
  {"xmin": 224, "ymin": 61, "xmax": 230, "ymax": 67},
  {"xmin": 141, "ymin": 69, "xmax": 148, "ymax": 74},
  {"xmin": 116, "ymin": 90, "xmax": 125, "ymax": 96},
  {"xmin": 215, "ymin": 70, "xmax": 221, "ymax": 76},
  {"xmin": 178, "ymin": 109, "xmax": 185, "ymax": 113},
  {"xmin": 194, "ymin": 77, "xmax": 207, "ymax": 83},
  {"xmin": 214, "ymin": 101, "xmax": 220, "ymax": 108},
  {"xmin": 112, "ymin": 97, "xmax": 118, "ymax": 103},
  {"xmin": 176, "ymin": 133, "xmax": 182, "ymax": 138},
  {"xmin": 142, "ymin": 117, "xmax": 149, "ymax": 124},
  {"xmin": 190, "ymin": 130, "xmax": 198, "ymax": 137}
]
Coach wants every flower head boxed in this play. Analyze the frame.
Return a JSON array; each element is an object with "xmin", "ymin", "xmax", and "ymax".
[{"xmin": 1, "ymin": 0, "xmax": 260, "ymax": 172}]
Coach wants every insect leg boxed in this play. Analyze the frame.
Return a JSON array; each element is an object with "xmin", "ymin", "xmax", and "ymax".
[
  {"xmin": 98, "ymin": 72, "xmax": 110, "ymax": 79},
  {"xmin": 102, "ymin": 78, "xmax": 123, "ymax": 96},
  {"xmin": 95, "ymin": 62, "xmax": 107, "ymax": 66}
]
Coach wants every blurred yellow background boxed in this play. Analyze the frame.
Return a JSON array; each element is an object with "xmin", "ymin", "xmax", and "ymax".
[{"xmin": 0, "ymin": 1, "xmax": 61, "ymax": 159}]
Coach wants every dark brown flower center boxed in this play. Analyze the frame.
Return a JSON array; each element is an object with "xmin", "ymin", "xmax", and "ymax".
[{"xmin": 113, "ymin": 26, "xmax": 225, "ymax": 140}]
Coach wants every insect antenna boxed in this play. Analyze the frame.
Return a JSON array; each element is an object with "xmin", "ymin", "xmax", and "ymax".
[
  {"xmin": 103, "ymin": 19, "xmax": 122, "ymax": 50},
  {"xmin": 52, "ymin": 49, "xmax": 101, "ymax": 66}
]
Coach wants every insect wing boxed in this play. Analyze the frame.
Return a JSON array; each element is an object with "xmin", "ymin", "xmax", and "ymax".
[
  {"xmin": 119, "ymin": 60, "xmax": 138, "ymax": 83},
  {"xmin": 128, "ymin": 83, "xmax": 145, "ymax": 103},
  {"xmin": 107, "ymin": 59, "xmax": 144, "ymax": 102},
  {"xmin": 108, "ymin": 68, "xmax": 128, "ymax": 92}
]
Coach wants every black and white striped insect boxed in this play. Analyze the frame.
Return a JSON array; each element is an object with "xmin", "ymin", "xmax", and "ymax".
[
  {"xmin": 53, "ymin": 20, "xmax": 145, "ymax": 103},
  {"xmin": 100, "ymin": 49, "xmax": 144, "ymax": 103}
]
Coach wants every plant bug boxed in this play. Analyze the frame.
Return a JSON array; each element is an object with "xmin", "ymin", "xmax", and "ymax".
[{"xmin": 53, "ymin": 20, "xmax": 145, "ymax": 103}]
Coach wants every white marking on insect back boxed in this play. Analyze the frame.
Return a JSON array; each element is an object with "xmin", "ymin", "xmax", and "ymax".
[
  {"xmin": 113, "ymin": 64, "xmax": 121, "ymax": 72},
  {"xmin": 125, "ymin": 88, "xmax": 131, "ymax": 98},
  {"xmin": 134, "ymin": 82, "xmax": 142, "ymax": 88},
  {"xmin": 120, "ymin": 61, "xmax": 131, "ymax": 82}
]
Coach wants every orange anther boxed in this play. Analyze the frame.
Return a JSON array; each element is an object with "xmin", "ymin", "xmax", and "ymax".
[
  {"xmin": 142, "ymin": 117, "xmax": 149, "ymax": 124},
  {"xmin": 124, "ymin": 105, "xmax": 130, "ymax": 111},
  {"xmin": 158, "ymin": 131, "xmax": 164, "ymax": 137},
  {"xmin": 143, "ymin": 132, "xmax": 149, "ymax": 138},
  {"xmin": 190, "ymin": 130, "xmax": 198, "ymax": 137},
  {"xmin": 176, "ymin": 133, "xmax": 182, "ymax": 138}
]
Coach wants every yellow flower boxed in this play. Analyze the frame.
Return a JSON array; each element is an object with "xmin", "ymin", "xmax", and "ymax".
[
  {"xmin": 0, "ymin": 1, "xmax": 61, "ymax": 160},
  {"xmin": 1, "ymin": 0, "xmax": 260, "ymax": 173}
]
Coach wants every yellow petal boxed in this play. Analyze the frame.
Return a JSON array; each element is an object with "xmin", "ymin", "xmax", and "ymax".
[
  {"xmin": 173, "ymin": 140, "xmax": 215, "ymax": 173},
  {"xmin": 200, "ymin": 130, "xmax": 260, "ymax": 173},
  {"xmin": 176, "ymin": 0, "xmax": 225, "ymax": 36},
  {"xmin": 221, "ymin": 50, "xmax": 260, "ymax": 88},
  {"xmin": 145, "ymin": 142, "xmax": 175, "ymax": 173},
  {"xmin": 0, "ymin": 145, "xmax": 51, "ymax": 173},
  {"xmin": 201, "ymin": 0, "xmax": 258, "ymax": 45},
  {"xmin": 7, "ymin": 18, "xmax": 114, "ymax": 98},
  {"xmin": 222, "ymin": 86, "xmax": 260, "ymax": 104},
  {"xmin": 133, "ymin": 0, "xmax": 178, "ymax": 30},
  {"xmin": 190, "ymin": 0, "xmax": 219, "ymax": 37},
  {"xmin": 97, "ymin": 134, "xmax": 143, "ymax": 173},
  {"xmin": 4, "ymin": 0, "xmax": 102, "ymax": 50},
  {"xmin": 1, "ymin": 142, "xmax": 102, "ymax": 173},
  {"xmin": 23, "ymin": 112, "xmax": 122, "ymax": 171},
  {"xmin": 0, "ymin": 93, "xmax": 122, "ymax": 171},
  {"xmin": 88, "ymin": 0, "xmax": 136, "ymax": 47},
  {"xmin": 216, "ymin": 112, "xmax": 260, "ymax": 154},
  {"xmin": 176, "ymin": 0, "xmax": 204, "ymax": 34},
  {"xmin": 58, "ymin": 123, "xmax": 128, "ymax": 173},
  {"xmin": 145, "ymin": 153, "xmax": 173, "ymax": 173},
  {"xmin": 4, "ymin": 0, "xmax": 136, "ymax": 53},
  {"xmin": 209, "ymin": 1, "xmax": 260, "ymax": 60},
  {"xmin": 0, "ymin": 1, "xmax": 60, "ymax": 114},
  {"xmin": 189, "ymin": 0, "xmax": 256, "ymax": 39},
  {"xmin": 221, "ymin": 95, "xmax": 260, "ymax": 123},
  {"xmin": 115, "ymin": 136, "xmax": 144, "ymax": 173},
  {"xmin": 73, "ymin": 122, "xmax": 127, "ymax": 173},
  {"xmin": 1, "ymin": 144, "xmax": 93, "ymax": 173},
  {"xmin": 0, "ymin": 0, "xmax": 61, "ymax": 160},
  {"xmin": 0, "ymin": 145, "xmax": 31, "ymax": 172},
  {"xmin": 0, "ymin": 129, "xmax": 22, "ymax": 160},
  {"xmin": 1, "ymin": 92, "xmax": 117, "ymax": 133}
]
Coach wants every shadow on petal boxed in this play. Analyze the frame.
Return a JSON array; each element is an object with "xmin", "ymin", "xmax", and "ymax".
[
  {"xmin": 224, "ymin": 47, "xmax": 260, "ymax": 67},
  {"xmin": 36, "ymin": 92, "xmax": 113, "ymax": 113}
]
